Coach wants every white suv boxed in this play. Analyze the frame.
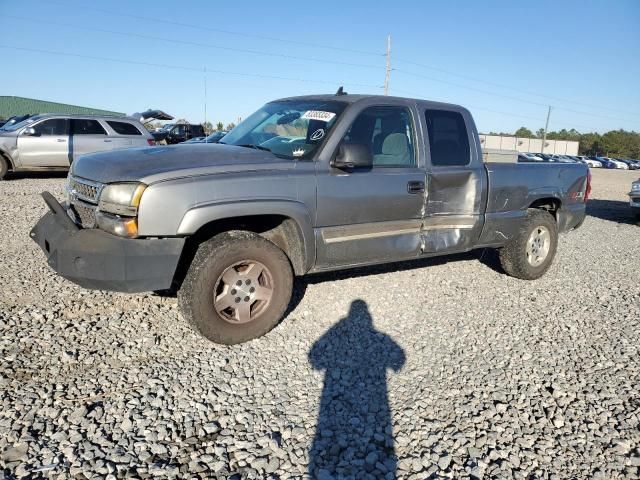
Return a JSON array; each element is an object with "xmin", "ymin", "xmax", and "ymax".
[{"xmin": 0, "ymin": 114, "xmax": 155, "ymax": 179}]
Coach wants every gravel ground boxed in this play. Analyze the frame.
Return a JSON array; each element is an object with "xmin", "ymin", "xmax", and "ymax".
[{"xmin": 0, "ymin": 169, "xmax": 639, "ymax": 479}]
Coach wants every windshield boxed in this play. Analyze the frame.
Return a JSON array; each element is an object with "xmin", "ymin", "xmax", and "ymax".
[
  {"xmin": 205, "ymin": 131, "xmax": 226, "ymax": 142},
  {"xmin": 0, "ymin": 116, "xmax": 41, "ymax": 132},
  {"xmin": 160, "ymin": 123, "xmax": 175, "ymax": 131},
  {"xmin": 220, "ymin": 100, "xmax": 347, "ymax": 159}
]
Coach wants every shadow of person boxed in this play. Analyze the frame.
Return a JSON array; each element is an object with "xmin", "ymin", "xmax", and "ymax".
[{"xmin": 308, "ymin": 300, "xmax": 406, "ymax": 480}]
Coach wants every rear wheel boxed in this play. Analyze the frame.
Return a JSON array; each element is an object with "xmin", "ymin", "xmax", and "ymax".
[
  {"xmin": 0, "ymin": 155, "xmax": 8, "ymax": 180},
  {"xmin": 498, "ymin": 209, "xmax": 558, "ymax": 280},
  {"xmin": 178, "ymin": 231, "xmax": 293, "ymax": 345}
]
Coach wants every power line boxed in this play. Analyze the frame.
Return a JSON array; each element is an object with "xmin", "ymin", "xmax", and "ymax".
[
  {"xmin": 392, "ymin": 87, "xmax": 603, "ymax": 131},
  {"xmin": 391, "ymin": 88, "xmax": 545, "ymax": 122},
  {"xmin": 15, "ymin": 1, "xmax": 638, "ymax": 127},
  {"xmin": 5, "ymin": 15, "xmax": 383, "ymax": 71},
  {"xmin": 393, "ymin": 68, "xmax": 640, "ymax": 126},
  {"xmin": 35, "ymin": 0, "xmax": 384, "ymax": 57},
  {"xmin": 0, "ymin": 45, "xmax": 384, "ymax": 90},
  {"xmin": 394, "ymin": 57, "xmax": 640, "ymax": 119}
]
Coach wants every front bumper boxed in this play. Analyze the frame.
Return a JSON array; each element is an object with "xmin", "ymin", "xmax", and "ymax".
[
  {"xmin": 30, "ymin": 192, "xmax": 185, "ymax": 293},
  {"xmin": 629, "ymin": 194, "xmax": 640, "ymax": 209}
]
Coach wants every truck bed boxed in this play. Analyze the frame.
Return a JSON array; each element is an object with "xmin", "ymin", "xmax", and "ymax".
[{"xmin": 478, "ymin": 162, "xmax": 589, "ymax": 246}]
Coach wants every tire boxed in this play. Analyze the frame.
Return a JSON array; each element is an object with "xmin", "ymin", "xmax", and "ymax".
[
  {"xmin": 498, "ymin": 209, "xmax": 558, "ymax": 280},
  {"xmin": 0, "ymin": 155, "xmax": 8, "ymax": 180},
  {"xmin": 178, "ymin": 231, "xmax": 293, "ymax": 345}
]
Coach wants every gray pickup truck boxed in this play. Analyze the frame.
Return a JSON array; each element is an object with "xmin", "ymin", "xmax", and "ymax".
[{"xmin": 31, "ymin": 93, "xmax": 590, "ymax": 344}]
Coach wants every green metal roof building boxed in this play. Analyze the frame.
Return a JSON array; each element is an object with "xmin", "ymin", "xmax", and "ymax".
[{"xmin": 0, "ymin": 96, "xmax": 124, "ymax": 119}]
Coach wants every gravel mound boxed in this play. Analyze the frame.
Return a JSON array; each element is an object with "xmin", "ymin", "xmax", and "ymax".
[{"xmin": 0, "ymin": 169, "xmax": 638, "ymax": 479}]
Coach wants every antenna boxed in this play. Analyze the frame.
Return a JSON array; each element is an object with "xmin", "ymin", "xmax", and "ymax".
[{"xmin": 335, "ymin": 86, "xmax": 347, "ymax": 96}]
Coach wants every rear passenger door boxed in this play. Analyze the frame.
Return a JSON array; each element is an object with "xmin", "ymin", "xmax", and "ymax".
[
  {"xmin": 70, "ymin": 119, "xmax": 111, "ymax": 161},
  {"xmin": 422, "ymin": 108, "xmax": 486, "ymax": 253}
]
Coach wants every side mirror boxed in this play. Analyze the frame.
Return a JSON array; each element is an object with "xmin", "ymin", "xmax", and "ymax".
[
  {"xmin": 332, "ymin": 143, "xmax": 373, "ymax": 169},
  {"xmin": 22, "ymin": 127, "xmax": 38, "ymax": 136}
]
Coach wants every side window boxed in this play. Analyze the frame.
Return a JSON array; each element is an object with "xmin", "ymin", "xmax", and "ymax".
[
  {"xmin": 107, "ymin": 121, "xmax": 142, "ymax": 135},
  {"xmin": 172, "ymin": 125, "xmax": 186, "ymax": 136},
  {"xmin": 424, "ymin": 110, "xmax": 470, "ymax": 166},
  {"xmin": 343, "ymin": 106, "xmax": 415, "ymax": 167},
  {"xmin": 71, "ymin": 119, "xmax": 107, "ymax": 135},
  {"xmin": 33, "ymin": 119, "xmax": 68, "ymax": 136}
]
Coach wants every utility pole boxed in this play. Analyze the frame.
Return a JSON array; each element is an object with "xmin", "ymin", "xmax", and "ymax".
[
  {"xmin": 384, "ymin": 35, "xmax": 391, "ymax": 96},
  {"xmin": 541, "ymin": 105, "xmax": 552, "ymax": 153},
  {"xmin": 204, "ymin": 66, "xmax": 208, "ymax": 129}
]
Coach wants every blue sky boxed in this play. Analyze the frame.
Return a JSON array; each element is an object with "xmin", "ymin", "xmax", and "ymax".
[{"xmin": 1, "ymin": 0, "xmax": 639, "ymax": 133}]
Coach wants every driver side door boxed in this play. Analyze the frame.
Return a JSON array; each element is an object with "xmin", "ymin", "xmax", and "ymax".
[
  {"xmin": 17, "ymin": 118, "xmax": 70, "ymax": 167},
  {"xmin": 314, "ymin": 105, "xmax": 426, "ymax": 269}
]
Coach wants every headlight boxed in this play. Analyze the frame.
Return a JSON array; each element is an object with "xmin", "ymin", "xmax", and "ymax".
[
  {"xmin": 98, "ymin": 183, "xmax": 146, "ymax": 216},
  {"xmin": 632, "ymin": 183, "xmax": 640, "ymax": 192},
  {"xmin": 95, "ymin": 211, "xmax": 138, "ymax": 238}
]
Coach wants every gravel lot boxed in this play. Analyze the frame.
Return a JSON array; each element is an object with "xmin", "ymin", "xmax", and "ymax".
[{"xmin": 1, "ymin": 168, "xmax": 639, "ymax": 479}]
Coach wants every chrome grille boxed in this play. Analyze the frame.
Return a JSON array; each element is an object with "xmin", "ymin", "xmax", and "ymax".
[
  {"xmin": 67, "ymin": 176, "xmax": 103, "ymax": 204},
  {"xmin": 66, "ymin": 176, "xmax": 103, "ymax": 228},
  {"xmin": 68, "ymin": 200, "xmax": 96, "ymax": 228}
]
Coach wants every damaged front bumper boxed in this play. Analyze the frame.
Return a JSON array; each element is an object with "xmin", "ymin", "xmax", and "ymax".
[{"xmin": 30, "ymin": 192, "xmax": 185, "ymax": 293}]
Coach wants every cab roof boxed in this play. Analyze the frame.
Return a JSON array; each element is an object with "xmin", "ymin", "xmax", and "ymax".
[{"xmin": 272, "ymin": 93, "xmax": 466, "ymax": 112}]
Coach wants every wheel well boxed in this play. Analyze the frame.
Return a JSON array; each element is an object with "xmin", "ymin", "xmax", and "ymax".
[
  {"xmin": 529, "ymin": 198, "xmax": 561, "ymax": 219},
  {"xmin": 173, "ymin": 215, "xmax": 306, "ymax": 289},
  {"xmin": 0, "ymin": 152, "xmax": 13, "ymax": 171}
]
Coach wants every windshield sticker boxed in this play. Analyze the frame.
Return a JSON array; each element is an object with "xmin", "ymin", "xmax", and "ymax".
[
  {"xmin": 292, "ymin": 148, "xmax": 306, "ymax": 157},
  {"xmin": 310, "ymin": 128, "xmax": 325, "ymax": 141},
  {"xmin": 301, "ymin": 110, "xmax": 336, "ymax": 122}
]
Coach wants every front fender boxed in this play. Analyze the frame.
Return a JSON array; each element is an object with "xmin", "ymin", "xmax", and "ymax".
[{"xmin": 177, "ymin": 199, "xmax": 316, "ymax": 272}]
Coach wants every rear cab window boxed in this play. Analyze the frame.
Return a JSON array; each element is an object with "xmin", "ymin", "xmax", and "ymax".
[
  {"xmin": 424, "ymin": 109, "xmax": 470, "ymax": 166},
  {"xmin": 71, "ymin": 119, "xmax": 107, "ymax": 135},
  {"xmin": 107, "ymin": 121, "xmax": 142, "ymax": 136}
]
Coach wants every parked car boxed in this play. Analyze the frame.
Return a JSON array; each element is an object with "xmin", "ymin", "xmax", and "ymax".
[
  {"xmin": 551, "ymin": 155, "xmax": 577, "ymax": 163},
  {"xmin": 31, "ymin": 93, "xmax": 590, "ymax": 345},
  {"xmin": 0, "ymin": 114, "xmax": 156, "ymax": 179},
  {"xmin": 592, "ymin": 157, "xmax": 616, "ymax": 169},
  {"xmin": 577, "ymin": 156, "xmax": 602, "ymax": 168},
  {"xmin": 598, "ymin": 157, "xmax": 629, "ymax": 169},
  {"xmin": 614, "ymin": 158, "xmax": 639, "ymax": 170},
  {"xmin": 519, "ymin": 152, "xmax": 544, "ymax": 162},
  {"xmin": 151, "ymin": 123, "xmax": 205, "ymax": 144},
  {"xmin": 0, "ymin": 114, "xmax": 35, "ymax": 131},
  {"xmin": 630, "ymin": 178, "xmax": 640, "ymax": 219},
  {"xmin": 181, "ymin": 136, "xmax": 206, "ymax": 144},
  {"xmin": 535, "ymin": 153, "xmax": 555, "ymax": 162},
  {"xmin": 180, "ymin": 131, "xmax": 228, "ymax": 144}
]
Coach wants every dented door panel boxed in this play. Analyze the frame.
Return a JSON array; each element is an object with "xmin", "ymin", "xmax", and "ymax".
[
  {"xmin": 419, "ymin": 105, "xmax": 487, "ymax": 254},
  {"xmin": 421, "ymin": 168, "xmax": 486, "ymax": 253}
]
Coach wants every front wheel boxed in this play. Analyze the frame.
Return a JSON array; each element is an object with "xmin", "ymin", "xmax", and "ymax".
[
  {"xmin": 0, "ymin": 156, "xmax": 8, "ymax": 180},
  {"xmin": 498, "ymin": 209, "xmax": 558, "ymax": 280},
  {"xmin": 178, "ymin": 231, "xmax": 293, "ymax": 345}
]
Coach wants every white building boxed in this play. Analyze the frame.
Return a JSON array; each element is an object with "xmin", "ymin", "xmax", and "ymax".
[{"xmin": 478, "ymin": 135, "xmax": 579, "ymax": 155}]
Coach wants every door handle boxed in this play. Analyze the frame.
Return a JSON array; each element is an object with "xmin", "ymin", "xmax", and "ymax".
[
  {"xmin": 104, "ymin": 139, "xmax": 112, "ymax": 143},
  {"xmin": 56, "ymin": 139, "xmax": 66, "ymax": 143},
  {"xmin": 407, "ymin": 181, "xmax": 425, "ymax": 194}
]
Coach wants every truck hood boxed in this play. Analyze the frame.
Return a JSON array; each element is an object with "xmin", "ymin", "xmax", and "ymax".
[{"xmin": 71, "ymin": 144, "xmax": 296, "ymax": 184}]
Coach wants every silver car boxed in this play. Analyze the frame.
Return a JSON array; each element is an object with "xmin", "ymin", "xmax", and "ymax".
[{"xmin": 0, "ymin": 114, "xmax": 155, "ymax": 179}]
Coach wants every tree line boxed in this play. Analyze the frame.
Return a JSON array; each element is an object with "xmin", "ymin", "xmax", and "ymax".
[{"xmin": 486, "ymin": 127, "xmax": 640, "ymax": 158}]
